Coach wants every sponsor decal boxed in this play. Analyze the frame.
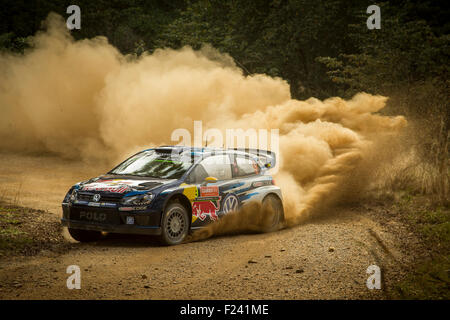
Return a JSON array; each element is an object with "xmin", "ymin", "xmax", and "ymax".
[
  {"xmin": 222, "ymin": 194, "xmax": 239, "ymax": 213},
  {"xmin": 80, "ymin": 201, "xmax": 116, "ymax": 208},
  {"xmin": 181, "ymin": 184, "xmax": 198, "ymax": 200},
  {"xmin": 192, "ymin": 200, "xmax": 220, "ymax": 221},
  {"xmin": 119, "ymin": 207, "xmax": 134, "ymax": 211},
  {"xmin": 79, "ymin": 211, "xmax": 106, "ymax": 222},
  {"xmin": 239, "ymin": 192, "xmax": 258, "ymax": 202},
  {"xmin": 87, "ymin": 202, "xmax": 101, "ymax": 207},
  {"xmin": 81, "ymin": 179, "xmax": 139, "ymax": 193},
  {"xmin": 82, "ymin": 184, "xmax": 129, "ymax": 193},
  {"xmin": 192, "ymin": 186, "xmax": 223, "ymax": 221},
  {"xmin": 181, "ymin": 184, "xmax": 224, "ymax": 223},
  {"xmin": 200, "ymin": 186, "xmax": 219, "ymax": 197},
  {"xmin": 118, "ymin": 206, "xmax": 147, "ymax": 211},
  {"xmin": 251, "ymin": 180, "xmax": 272, "ymax": 188}
]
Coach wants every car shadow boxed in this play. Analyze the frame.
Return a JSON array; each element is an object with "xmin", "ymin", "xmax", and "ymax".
[
  {"xmin": 89, "ymin": 233, "xmax": 162, "ymax": 247},
  {"xmin": 74, "ymin": 214, "xmax": 310, "ymax": 248}
]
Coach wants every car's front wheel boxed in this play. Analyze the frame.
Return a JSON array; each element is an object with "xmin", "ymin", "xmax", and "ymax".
[
  {"xmin": 159, "ymin": 202, "xmax": 189, "ymax": 245},
  {"xmin": 68, "ymin": 228, "xmax": 102, "ymax": 242}
]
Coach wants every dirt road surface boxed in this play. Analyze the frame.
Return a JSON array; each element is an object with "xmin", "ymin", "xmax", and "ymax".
[{"xmin": 0, "ymin": 152, "xmax": 422, "ymax": 299}]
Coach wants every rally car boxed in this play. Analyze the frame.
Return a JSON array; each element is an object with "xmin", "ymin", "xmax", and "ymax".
[{"xmin": 61, "ymin": 146, "xmax": 284, "ymax": 245}]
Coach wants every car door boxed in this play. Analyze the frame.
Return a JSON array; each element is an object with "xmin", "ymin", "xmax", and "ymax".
[
  {"xmin": 227, "ymin": 154, "xmax": 265, "ymax": 205},
  {"xmin": 187, "ymin": 154, "xmax": 235, "ymax": 227}
]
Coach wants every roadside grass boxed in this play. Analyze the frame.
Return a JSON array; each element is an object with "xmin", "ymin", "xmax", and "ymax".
[
  {"xmin": 0, "ymin": 203, "xmax": 71, "ymax": 257},
  {"xmin": 0, "ymin": 227, "xmax": 34, "ymax": 251},
  {"xmin": 0, "ymin": 206, "xmax": 34, "ymax": 252},
  {"xmin": 392, "ymin": 192, "xmax": 450, "ymax": 299},
  {"xmin": 395, "ymin": 255, "xmax": 449, "ymax": 299}
]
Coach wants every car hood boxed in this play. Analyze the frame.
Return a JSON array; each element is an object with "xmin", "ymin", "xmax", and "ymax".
[{"xmin": 77, "ymin": 175, "xmax": 177, "ymax": 194}]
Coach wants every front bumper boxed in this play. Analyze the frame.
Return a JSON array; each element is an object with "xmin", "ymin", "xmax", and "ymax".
[
  {"xmin": 61, "ymin": 218, "xmax": 162, "ymax": 235},
  {"xmin": 61, "ymin": 203, "xmax": 162, "ymax": 236}
]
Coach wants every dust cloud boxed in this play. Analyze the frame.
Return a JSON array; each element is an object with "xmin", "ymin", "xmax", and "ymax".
[{"xmin": 0, "ymin": 14, "xmax": 407, "ymax": 236}]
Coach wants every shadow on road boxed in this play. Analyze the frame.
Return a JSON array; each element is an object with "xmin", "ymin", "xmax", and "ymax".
[{"xmin": 88, "ymin": 233, "xmax": 162, "ymax": 248}]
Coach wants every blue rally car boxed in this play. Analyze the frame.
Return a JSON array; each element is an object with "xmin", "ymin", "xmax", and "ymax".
[{"xmin": 61, "ymin": 146, "xmax": 284, "ymax": 245}]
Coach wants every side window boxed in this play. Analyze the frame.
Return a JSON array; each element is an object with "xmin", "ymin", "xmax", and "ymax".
[
  {"xmin": 197, "ymin": 155, "xmax": 232, "ymax": 181},
  {"xmin": 235, "ymin": 156, "xmax": 260, "ymax": 177},
  {"xmin": 188, "ymin": 164, "xmax": 209, "ymax": 184}
]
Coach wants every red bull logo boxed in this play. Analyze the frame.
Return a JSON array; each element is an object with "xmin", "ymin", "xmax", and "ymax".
[{"xmin": 192, "ymin": 201, "xmax": 220, "ymax": 221}]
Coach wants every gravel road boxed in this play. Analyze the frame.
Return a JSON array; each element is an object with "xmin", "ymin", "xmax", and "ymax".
[{"xmin": 0, "ymin": 153, "xmax": 422, "ymax": 299}]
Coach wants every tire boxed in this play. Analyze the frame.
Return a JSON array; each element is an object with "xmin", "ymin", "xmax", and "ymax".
[
  {"xmin": 261, "ymin": 194, "xmax": 284, "ymax": 233},
  {"xmin": 68, "ymin": 227, "xmax": 102, "ymax": 242},
  {"xmin": 159, "ymin": 202, "xmax": 190, "ymax": 245}
]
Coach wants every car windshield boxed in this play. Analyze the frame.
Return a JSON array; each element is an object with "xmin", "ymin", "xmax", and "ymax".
[{"xmin": 109, "ymin": 150, "xmax": 193, "ymax": 179}]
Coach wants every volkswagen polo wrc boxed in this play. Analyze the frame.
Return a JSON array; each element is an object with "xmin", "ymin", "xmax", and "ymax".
[{"xmin": 61, "ymin": 146, "xmax": 283, "ymax": 245}]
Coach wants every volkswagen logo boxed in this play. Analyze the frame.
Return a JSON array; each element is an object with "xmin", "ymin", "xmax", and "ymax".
[
  {"xmin": 223, "ymin": 194, "xmax": 239, "ymax": 213},
  {"xmin": 93, "ymin": 194, "xmax": 101, "ymax": 202}
]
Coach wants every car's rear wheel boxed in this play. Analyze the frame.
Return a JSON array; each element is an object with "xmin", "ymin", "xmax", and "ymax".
[
  {"xmin": 159, "ymin": 202, "xmax": 189, "ymax": 245},
  {"xmin": 68, "ymin": 228, "xmax": 102, "ymax": 242},
  {"xmin": 261, "ymin": 194, "xmax": 283, "ymax": 233}
]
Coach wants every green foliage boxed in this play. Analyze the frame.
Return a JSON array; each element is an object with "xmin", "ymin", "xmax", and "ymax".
[
  {"xmin": 400, "ymin": 195, "xmax": 450, "ymax": 247},
  {"xmin": 157, "ymin": 0, "xmax": 366, "ymax": 99},
  {"xmin": 394, "ymin": 255, "xmax": 450, "ymax": 300},
  {"xmin": 318, "ymin": 16, "xmax": 449, "ymax": 99},
  {"xmin": 392, "ymin": 196, "xmax": 450, "ymax": 300},
  {"xmin": 0, "ymin": 208, "xmax": 32, "ymax": 251},
  {"xmin": 415, "ymin": 206, "xmax": 450, "ymax": 246},
  {"xmin": 0, "ymin": 32, "xmax": 29, "ymax": 53},
  {"xmin": 1, "ymin": 1, "xmax": 447, "ymax": 103},
  {"xmin": 0, "ymin": 0, "xmax": 185, "ymax": 53}
]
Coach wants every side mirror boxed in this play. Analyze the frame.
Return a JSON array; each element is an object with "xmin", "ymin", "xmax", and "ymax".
[{"xmin": 203, "ymin": 176, "xmax": 218, "ymax": 185}]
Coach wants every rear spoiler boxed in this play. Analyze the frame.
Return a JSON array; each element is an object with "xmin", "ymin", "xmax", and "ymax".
[{"xmin": 230, "ymin": 148, "xmax": 276, "ymax": 169}]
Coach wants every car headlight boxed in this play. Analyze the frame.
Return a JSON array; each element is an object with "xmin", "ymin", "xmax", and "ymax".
[
  {"xmin": 63, "ymin": 188, "xmax": 77, "ymax": 203},
  {"xmin": 69, "ymin": 189, "xmax": 77, "ymax": 202},
  {"xmin": 121, "ymin": 193, "xmax": 154, "ymax": 205}
]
